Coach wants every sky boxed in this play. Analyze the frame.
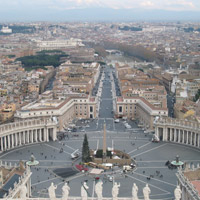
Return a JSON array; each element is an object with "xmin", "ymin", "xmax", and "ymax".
[{"xmin": 0, "ymin": 0, "xmax": 200, "ymax": 21}]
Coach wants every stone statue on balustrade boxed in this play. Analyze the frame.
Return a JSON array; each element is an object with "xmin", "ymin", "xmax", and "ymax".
[
  {"xmin": 62, "ymin": 182, "xmax": 70, "ymax": 200},
  {"xmin": 132, "ymin": 183, "xmax": 139, "ymax": 200},
  {"xmin": 143, "ymin": 184, "xmax": 151, "ymax": 200},
  {"xmin": 48, "ymin": 182, "xmax": 57, "ymax": 200},
  {"xmin": 95, "ymin": 180, "xmax": 103, "ymax": 200},
  {"xmin": 20, "ymin": 184, "xmax": 27, "ymax": 199},
  {"xmin": 112, "ymin": 182, "xmax": 120, "ymax": 200},
  {"xmin": 81, "ymin": 181, "xmax": 89, "ymax": 200},
  {"xmin": 174, "ymin": 185, "xmax": 182, "ymax": 200}
]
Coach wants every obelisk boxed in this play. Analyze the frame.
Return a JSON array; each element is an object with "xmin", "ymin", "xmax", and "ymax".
[{"xmin": 103, "ymin": 122, "xmax": 107, "ymax": 162}]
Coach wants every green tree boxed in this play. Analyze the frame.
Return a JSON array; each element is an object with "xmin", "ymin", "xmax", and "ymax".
[
  {"xmin": 82, "ymin": 134, "xmax": 91, "ymax": 162},
  {"xmin": 193, "ymin": 89, "xmax": 200, "ymax": 102}
]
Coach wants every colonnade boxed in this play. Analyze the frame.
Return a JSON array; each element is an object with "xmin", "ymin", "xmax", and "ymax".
[
  {"xmin": 155, "ymin": 117, "xmax": 200, "ymax": 148},
  {"xmin": 0, "ymin": 119, "xmax": 57, "ymax": 152}
]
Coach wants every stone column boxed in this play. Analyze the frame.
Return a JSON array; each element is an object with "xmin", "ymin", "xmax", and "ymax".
[
  {"xmin": 14, "ymin": 133, "xmax": 17, "ymax": 146},
  {"xmin": 194, "ymin": 133, "xmax": 197, "ymax": 147},
  {"xmin": 178, "ymin": 129, "xmax": 181, "ymax": 143},
  {"xmin": 30, "ymin": 130, "xmax": 33, "ymax": 143},
  {"xmin": 7, "ymin": 135, "xmax": 10, "ymax": 149},
  {"xmin": 52, "ymin": 128, "xmax": 57, "ymax": 141},
  {"xmin": 4, "ymin": 136, "xmax": 7, "ymax": 150},
  {"xmin": 35, "ymin": 130, "xmax": 38, "ymax": 142},
  {"xmin": 27, "ymin": 131, "xmax": 30, "ymax": 144},
  {"xmin": 169, "ymin": 128, "xmax": 172, "ymax": 141},
  {"xmin": 186, "ymin": 131, "xmax": 189, "ymax": 144},
  {"xmin": 155, "ymin": 126, "xmax": 159, "ymax": 139},
  {"xmin": 190, "ymin": 132, "xmax": 193, "ymax": 145},
  {"xmin": 11, "ymin": 134, "xmax": 14, "ymax": 148},
  {"xmin": 174, "ymin": 129, "xmax": 177, "ymax": 142},
  {"xmin": 182, "ymin": 130, "xmax": 185, "ymax": 144},
  {"xmin": 43, "ymin": 128, "xmax": 47, "ymax": 142},
  {"xmin": 39, "ymin": 129, "xmax": 42, "ymax": 142},
  {"xmin": 23, "ymin": 131, "xmax": 25, "ymax": 144},
  {"xmin": 19, "ymin": 132, "xmax": 22, "ymax": 146},
  {"xmin": 163, "ymin": 127, "xmax": 167, "ymax": 141},
  {"xmin": 34, "ymin": 130, "xmax": 37, "ymax": 142},
  {"xmin": 1, "ymin": 137, "xmax": 4, "ymax": 151},
  {"xmin": 46, "ymin": 129, "xmax": 49, "ymax": 142},
  {"xmin": 198, "ymin": 134, "xmax": 200, "ymax": 148}
]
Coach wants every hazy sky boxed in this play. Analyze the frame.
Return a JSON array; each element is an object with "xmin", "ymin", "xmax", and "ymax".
[
  {"xmin": 0, "ymin": 0, "xmax": 200, "ymax": 10},
  {"xmin": 0, "ymin": 0, "xmax": 200, "ymax": 21}
]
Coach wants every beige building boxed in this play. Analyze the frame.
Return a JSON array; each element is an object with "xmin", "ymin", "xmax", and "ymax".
[
  {"xmin": 116, "ymin": 96, "xmax": 168, "ymax": 130},
  {"xmin": 15, "ymin": 95, "xmax": 97, "ymax": 131}
]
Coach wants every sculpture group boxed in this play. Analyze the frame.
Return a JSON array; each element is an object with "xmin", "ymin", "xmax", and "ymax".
[{"xmin": 47, "ymin": 181, "xmax": 152, "ymax": 200}]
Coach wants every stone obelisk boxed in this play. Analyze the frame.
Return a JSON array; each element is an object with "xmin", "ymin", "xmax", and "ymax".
[{"xmin": 103, "ymin": 122, "xmax": 107, "ymax": 162}]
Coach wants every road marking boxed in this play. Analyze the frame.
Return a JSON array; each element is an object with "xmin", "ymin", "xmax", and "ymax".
[
  {"xmin": 132, "ymin": 171, "xmax": 176, "ymax": 187},
  {"xmin": 61, "ymin": 142, "xmax": 77, "ymax": 151},
  {"xmin": 128, "ymin": 142, "xmax": 151, "ymax": 154},
  {"xmin": 32, "ymin": 177, "xmax": 58, "ymax": 186},
  {"xmin": 132, "ymin": 143, "xmax": 167, "ymax": 157},
  {"xmin": 44, "ymin": 143, "xmax": 71, "ymax": 155},
  {"xmin": 126, "ymin": 174, "xmax": 170, "ymax": 194}
]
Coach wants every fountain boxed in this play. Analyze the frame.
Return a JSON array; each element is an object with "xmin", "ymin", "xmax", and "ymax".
[
  {"xmin": 171, "ymin": 155, "xmax": 184, "ymax": 167},
  {"xmin": 26, "ymin": 154, "xmax": 39, "ymax": 166}
]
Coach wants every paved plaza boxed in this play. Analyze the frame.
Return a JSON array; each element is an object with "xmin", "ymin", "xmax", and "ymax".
[
  {"xmin": 1, "ymin": 130, "xmax": 200, "ymax": 199},
  {"xmin": 0, "ymin": 66, "xmax": 200, "ymax": 199}
]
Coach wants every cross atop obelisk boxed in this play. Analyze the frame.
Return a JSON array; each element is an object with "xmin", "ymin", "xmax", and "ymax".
[{"xmin": 103, "ymin": 122, "xmax": 107, "ymax": 161}]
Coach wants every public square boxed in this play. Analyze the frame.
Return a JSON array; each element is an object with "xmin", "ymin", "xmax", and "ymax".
[{"xmin": 0, "ymin": 66, "xmax": 200, "ymax": 199}]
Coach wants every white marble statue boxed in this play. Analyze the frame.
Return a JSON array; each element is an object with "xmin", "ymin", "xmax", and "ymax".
[
  {"xmin": 132, "ymin": 183, "xmax": 139, "ymax": 200},
  {"xmin": 95, "ymin": 180, "xmax": 103, "ymax": 200},
  {"xmin": 81, "ymin": 181, "xmax": 89, "ymax": 200},
  {"xmin": 112, "ymin": 182, "xmax": 120, "ymax": 200},
  {"xmin": 174, "ymin": 185, "xmax": 182, "ymax": 200},
  {"xmin": 20, "ymin": 184, "xmax": 27, "ymax": 199},
  {"xmin": 62, "ymin": 182, "xmax": 70, "ymax": 200},
  {"xmin": 143, "ymin": 184, "xmax": 151, "ymax": 200},
  {"xmin": 48, "ymin": 182, "xmax": 57, "ymax": 199}
]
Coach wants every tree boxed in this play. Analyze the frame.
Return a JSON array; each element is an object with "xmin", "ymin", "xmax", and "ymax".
[
  {"xmin": 193, "ymin": 89, "xmax": 200, "ymax": 102},
  {"xmin": 82, "ymin": 134, "xmax": 91, "ymax": 162}
]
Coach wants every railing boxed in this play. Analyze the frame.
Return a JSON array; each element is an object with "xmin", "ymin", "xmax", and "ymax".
[{"xmin": 176, "ymin": 168, "xmax": 200, "ymax": 200}]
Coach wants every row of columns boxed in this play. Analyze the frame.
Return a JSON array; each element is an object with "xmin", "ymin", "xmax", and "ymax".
[
  {"xmin": 156, "ymin": 127, "xmax": 200, "ymax": 148},
  {"xmin": 0, "ymin": 128, "xmax": 55, "ymax": 152}
]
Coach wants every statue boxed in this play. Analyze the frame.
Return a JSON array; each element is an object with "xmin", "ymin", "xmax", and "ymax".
[
  {"xmin": 48, "ymin": 182, "xmax": 57, "ymax": 199},
  {"xmin": 176, "ymin": 155, "xmax": 179, "ymax": 164},
  {"xmin": 174, "ymin": 185, "xmax": 182, "ymax": 200},
  {"xmin": 95, "ymin": 180, "xmax": 103, "ymax": 200},
  {"xmin": 20, "ymin": 184, "xmax": 27, "ymax": 199},
  {"xmin": 143, "ymin": 184, "xmax": 151, "ymax": 200},
  {"xmin": 81, "ymin": 181, "xmax": 89, "ymax": 200},
  {"xmin": 132, "ymin": 183, "xmax": 138, "ymax": 200},
  {"xmin": 62, "ymin": 182, "xmax": 70, "ymax": 200},
  {"xmin": 31, "ymin": 154, "xmax": 35, "ymax": 162},
  {"xmin": 112, "ymin": 182, "xmax": 120, "ymax": 200}
]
